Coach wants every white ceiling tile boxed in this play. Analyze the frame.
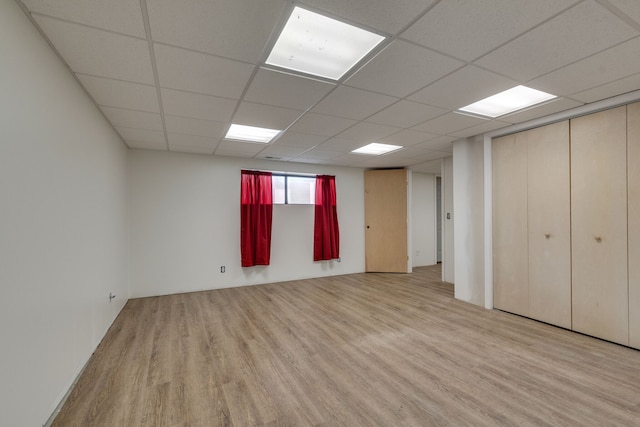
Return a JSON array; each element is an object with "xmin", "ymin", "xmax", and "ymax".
[
  {"xmin": 288, "ymin": 112, "xmax": 357, "ymax": 136},
  {"xmin": 293, "ymin": 148, "xmax": 342, "ymax": 161},
  {"xmin": 409, "ymin": 65, "xmax": 518, "ymax": 110},
  {"xmin": 302, "ymin": 0, "xmax": 436, "ymax": 34},
  {"xmin": 35, "ymin": 16, "xmax": 154, "ymax": 84},
  {"xmin": 154, "ymin": 44, "xmax": 254, "ymax": 99},
  {"xmin": 215, "ymin": 140, "xmax": 266, "ymax": 157},
  {"xmin": 20, "ymin": 0, "xmax": 640, "ymax": 170},
  {"xmin": 529, "ymin": 37, "xmax": 640, "ymax": 96},
  {"xmin": 289, "ymin": 157, "xmax": 333, "ymax": 165},
  {"xmin": 402, "ymin": 0, "xmax": 579, "ymax": 61},
  {"xmin": 607, "ymin": 0, "xmax": 640, "ymax": 25},
  {"xmin": 450, "ymin": 120, "xmax": 511, "ymax": 138},
  {"xmin": 126, "ymin": 141, "xmax": 167, "ymax": 151},
  {"xmin": 476, "ymin": 1, "xmax": 637, "ymax": 81},
  {"xmin": 337, "ymin": 122, "xmax": 401, "ymax": 142},
  {"xmin": 379, "ymin": 129, "xmax": 439, "ymax": 146},
  {"xmin": 311, "ymin": 86, "xmax": 397, "ymax": 120},
  {"xmin": 395, "ymin": 147, "xmax": 451, "ymax": 162},
  {"xmin": 367, "ymin": 100, "xmax": 447, "ymax": 128},
  {"xmin": 411, "ymin": 112, "xmax": 487, "ymax": 135},
  {"xmin": 353, "ymin": 153, "xmax": 411, "ymax": 168},
  {"xmin": 320, "ymin": 137, "xmax": 368, "ymax": 151},
  {"xmin": 410, "ymin": 159, "xmax": 444, "ymax": 174},
  {"xmin": 164, "ymin": 116, "xmax": 227, "ymax": 138},
  {"xmin": 346, "ymin": 40, "xmax": 463, "ymax": 98},
  {"xmin": 216, "ymin": 152, "xmax": 256, "ymax": 159},
  {"xmin": 160, "ymin": 89, "xmax": 237, "ymax": 122},
  {"xmin": 116, "ymin": 127, "xmax": 166, "ymax": 147},
  {"xmin": 273, "ymin": 132, "xmax": 327, "ymax": 149},
  {"xmin": 233, "ymin": 102, "xmax": 303, "ymax": 130},
  {"xmin": 412, "ymin": 137, "xmax": 455, "ymax": 152},
  {"xmin": 328, "ymin": 155, "xmax": 369, "ymax": 167},
  {"xmin": 167, "ymin": 134, "xmax": 218, "ymax": 155},
  {"xmin": 147, "ymin": 0, "xmax": 286, "ymax": 63},
  {"xmin": 77, "ymin": 75, "xmax": 160, "ymax": 112},
  {"xmin": 571, "ymin": 73, "xmax": 640, "ymax": 103},
  {"xmin": 244, "ymin": 68, "xmax": 335, "ymax": 110},
  {"xmin": 100, "ymin": 106, "xmax": 163, "ymax": 131},
  {"xmin": 324, "ymin": 153, "xmax": 366, "ymax": 166},
  {"xmin": 169, "ymin": 145, "xmax": 216, "ymax": 155},
  {"xmin": 499, "ymin": 98, "xmax": 584, "ymax": 123},
  {"xmin": 23, "ymin": 0, "xmax": 146, "ymax": 37},
  {"xmin": 257, "ymin": 145, "xmax": 307, "ymax": 161}
]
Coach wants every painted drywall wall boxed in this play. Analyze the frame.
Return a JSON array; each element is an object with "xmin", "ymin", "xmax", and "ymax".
[
  {"xmin": 129, "ymin": 150, "xmax": 365, "ymax": 297},
  {"xmin": 0, "ymin": 1, "xmax": 129, "ymax": 426},
  {"xmin": 411, "ymin": 172, "xmax": 437, "ymax": 267},
  {"xmin": 442, "ymin": 157, "xmax": 455, "ymax": 283},
  {"xmin": 453, "ymin": 136, "xmax": 485, "ymax": 306}
]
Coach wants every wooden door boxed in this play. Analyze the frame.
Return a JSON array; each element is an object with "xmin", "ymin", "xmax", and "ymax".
[
  {"xmin": 365, "ymin": 169, "xmax": 408, "ymax": 273},
  {"xmin": 493, "ymin": 133, "xmax": 528, "ymax": 316},
  {"xmin": 527, "ymin": 121, "xmax": 572, "ymax": 329},
  {"xmin": 571, "ymin": 106, "xmax": 628, "ymax": 345},
  {"xmin": 628, "ymin": 102, "xmax": 640, "ymax": 349}
]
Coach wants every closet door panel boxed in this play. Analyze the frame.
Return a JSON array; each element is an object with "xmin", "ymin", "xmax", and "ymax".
[
  {"xmin": 571, "ymin": 106, "xmax": 628, "ymax": 345},
  {"xmin": 628, "ymin": 102, "xmax": 640, "ymax": 349},
  {"xmin": 493, "ymin": 133, "xmax": 528, "ymax": 316},
  {"xmin": 527, "ymin": 121, "xmax": 571, "ymax": 329}
]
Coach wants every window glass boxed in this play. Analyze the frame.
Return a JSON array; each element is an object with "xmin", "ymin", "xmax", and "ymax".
[
  {"xmin": 272, "ymin": 175, "xmax": 285, "ymax": 204},
  {"xmin": 288, "ymin": 176, "xmax": 315, "ymax": 204},
  {"xmin": 272, "ymin": 174, "xmax": 315, "ymax": 204}
]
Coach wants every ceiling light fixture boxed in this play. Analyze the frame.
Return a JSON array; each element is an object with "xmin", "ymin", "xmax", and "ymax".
[
  {"xmin": 225, "ymin": 124, "xmax": 281, "ymax": 143},
  {"xmin": 265, "ymin": 6, "xmax": 385, "ymax": 80},
  {"xmin": 458, "ymin": 85, "xmax": 557, "ymax": 118},
  {"xmin": 352, "ymin": 143, "xmax": 403, "ymax": 155}
]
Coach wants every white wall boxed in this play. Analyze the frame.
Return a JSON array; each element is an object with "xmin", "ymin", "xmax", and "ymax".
[
  {"xmin": 411, "ymin": 172, "xmax": 437, "ymax": 267},
  {"xmin": 0, "ymin": 2, "xmax": 129, "ymax": 426},
  {"xmin": 442, "ymin": 156, "xmax": 455, "ymax": 283},
  {"xmin": 453, "ymin": 136, "xmax": 485, "ymax": 306},
  {"xmin": 129, "ymin": 150, "xmax": 365, "ymax": 297}
]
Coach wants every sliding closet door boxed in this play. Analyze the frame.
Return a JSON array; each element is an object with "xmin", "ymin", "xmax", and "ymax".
[
  {"xmin": 527, "ymin": 122, "xmax": 571, "ymax": 329},
  {"xmin": 571, "ymin": 106, "xmax": 628, "ymax": 345},
  {"xmin": 628, "ymin": 102, "xmax": 640, "ymax": 349},
  {"xmin": 493, "ymin": 133, "xmax": 528, "ymax": 316}
]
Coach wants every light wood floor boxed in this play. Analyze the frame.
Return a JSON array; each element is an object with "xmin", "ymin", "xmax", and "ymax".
[{"xmin": 52, "ymin": 266, "xmax": 640, "ymax": 426}]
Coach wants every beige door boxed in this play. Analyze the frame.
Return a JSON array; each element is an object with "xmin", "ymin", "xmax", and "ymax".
[
  {"xmin": 628, "ymin": 102, "xmax": 640, "ymax": 349},
  {"xmin": 571, "ymin": 106, "xmax": 628, "ymax": 345},
  {"xmin": 365, "ymin": 169, "xmax": 408, "ymax": 273},
  {"xmin": 493, "ymin": 133, "xmax": 528, "ymax": 317},
  {"xmin": 527, "ymin": 121, "xmax": 572, "ymax": 329}
]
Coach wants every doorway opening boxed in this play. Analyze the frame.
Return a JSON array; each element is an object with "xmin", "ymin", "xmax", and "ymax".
[{"xmin": 436, "ymin": 176, "xmax": 442, "ymax": 263}]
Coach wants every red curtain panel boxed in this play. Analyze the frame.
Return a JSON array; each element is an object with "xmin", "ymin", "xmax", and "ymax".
[
  {"xmin": 240, "ymin": 170, "xmax": 273, "ymax": 267},
  {"xmin": 314, "ymin": 175, "xmax": 340, "ymax": 261}
]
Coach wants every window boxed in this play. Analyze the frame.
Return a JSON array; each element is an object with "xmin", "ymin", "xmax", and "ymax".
[{"xmin": 273, "ymin": 174, "xmax": 316, "ymax": 204}]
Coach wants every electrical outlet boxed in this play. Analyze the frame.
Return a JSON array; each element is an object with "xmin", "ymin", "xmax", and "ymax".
[{"xmin": 220, "ymin": 266, "xmax": 225, "ymax": 273}]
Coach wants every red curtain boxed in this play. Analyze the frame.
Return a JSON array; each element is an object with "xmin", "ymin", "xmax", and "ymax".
[
  {"xmin": 314, "ymin": 175, "xmax": 340, "ymax": 261},
  {"xmin": 240, "ymin": 170, "xmax": 273, "ymax": 267}
]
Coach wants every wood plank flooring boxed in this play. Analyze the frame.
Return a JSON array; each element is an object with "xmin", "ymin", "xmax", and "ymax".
[{"xmin": 52, "ymin": 266, "xmax": 640, "ymax": 426}]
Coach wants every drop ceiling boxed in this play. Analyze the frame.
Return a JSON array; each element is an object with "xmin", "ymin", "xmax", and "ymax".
[{"xmin": 17, "ymin": 0, "xmax": 640, "ymax": 173}]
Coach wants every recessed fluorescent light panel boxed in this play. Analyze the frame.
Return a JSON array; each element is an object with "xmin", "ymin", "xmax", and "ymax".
[
  {"xmin": 225, "ymin": 124, "xmax": 281, "ymax": 143},
  {"xmin": 352, "ymin": 143, "xmax": 402, "ymax": 155},
  {"xmin": 266, "ymin": 6, "xmax": 385, "ymax": 80},
  {"xmin": 458, "ymin": 85, "xmax": 557, "ymax": 118}
]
